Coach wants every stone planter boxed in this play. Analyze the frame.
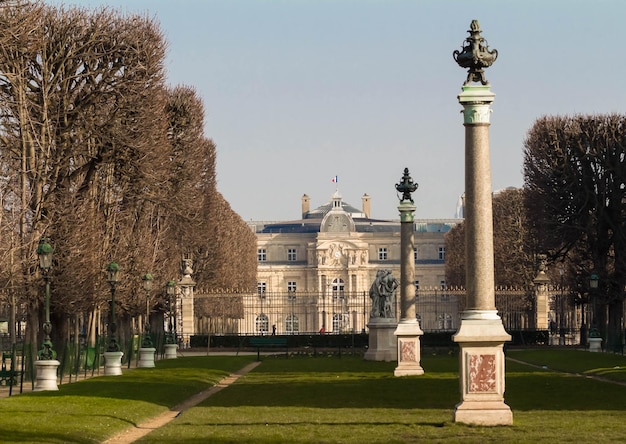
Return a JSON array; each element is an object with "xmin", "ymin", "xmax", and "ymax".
[
  {"xmin": 164, "ymin": 343, "xmax": 178, "ymax": 359},
  {"xmin": 138, "ymin": 347, "xmax": 156, "ymax": 368},
  {"xmin": 588, "ymin": 337, "xmax": 602, "ymax": 352},
  {"xmin": 103, "ymin": 351, "xmax": 124, "ymax": 376},
  {"xmin": 34, "ymin": 359, "xmax": 60, "ymax": 391}
]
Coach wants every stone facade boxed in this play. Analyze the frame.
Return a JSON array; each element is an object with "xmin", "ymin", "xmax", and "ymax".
[{"xmin": 250, "ymin": 190, "xmax": 459, "ymax": 333}]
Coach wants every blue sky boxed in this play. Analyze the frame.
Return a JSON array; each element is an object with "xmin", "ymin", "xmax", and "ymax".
[{"xmin": 48, "ymin": 0, "xmax": 626, "ymax": 221}]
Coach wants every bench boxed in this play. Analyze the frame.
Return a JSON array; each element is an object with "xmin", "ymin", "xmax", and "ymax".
[
  {"xmin": 0, "ymin": 352, "xmax": 19, "ymax": 386},
  {"xmin": 249, "ymin": 337, "xmax": 288, "ymax": 361}
]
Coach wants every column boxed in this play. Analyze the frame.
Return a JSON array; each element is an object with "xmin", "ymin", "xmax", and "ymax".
[
  {"xmin": 452, "ymin": 20, "xmax": 512, "ymax": 426},
  {"xmin": 393, "ymin": 168, "xmax": 424, "ymax": 376}
]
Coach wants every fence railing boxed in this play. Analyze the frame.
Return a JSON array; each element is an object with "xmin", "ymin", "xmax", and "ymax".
[{"xmin": 191, "ymin": 287, "xmax": 583, "ymax": 338}]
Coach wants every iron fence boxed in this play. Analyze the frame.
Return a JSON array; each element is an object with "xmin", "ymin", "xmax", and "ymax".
[{"xmin": 191, "ymin": 287, "xmax": 561, "ymax": 337}]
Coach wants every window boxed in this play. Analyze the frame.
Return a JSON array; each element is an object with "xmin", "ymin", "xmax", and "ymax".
[
  {"xmin": 438, "ymin": 313, "xmax": 453, "ymax": 330},
  {"xmin": 257, "ymin": 248, "xmax": 267, "ymax": 262},
  {"xmin": 332, "ymin": 313, "xmax": 343, "ymax": 332},
  {"xmin": 438, "ymin": 247, "xmax": 445, "ymax": 260},
  {"xmin": 378, "ymin": 247, "xmax": 388, "ymax": 261},
  {"xmin": 257, "ymin": 282, "xmax": 266, "ymax": 297},
  {"xmin": 414, "ymin": 248, "xmax": 418, "ymax": 261},
  {"xmin": 440, "ymin": 281, "xmax": 450, "ymax": 301},
  {"xmin": 331, "ymin": 278, "xmax": 344, "ymax": 296},
  {"xmin": 287, "ymin": 281, "xmax": 297, "ymax": 293},
  {"xmin": 256, "ymin": 314, "xmax": 269, "ymax": 333},
  {"xmin": 287, "ymin": 248, "xmax": 297, "ymax": 261},
  {"xmin": 285, "ymin": 314, "xmax": 299, "ymax": 333}
]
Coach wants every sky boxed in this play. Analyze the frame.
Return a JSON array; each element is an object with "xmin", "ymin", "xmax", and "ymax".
[{"xmin": 47, "ymin": 0, "xmax": 626, "ymax": 222}]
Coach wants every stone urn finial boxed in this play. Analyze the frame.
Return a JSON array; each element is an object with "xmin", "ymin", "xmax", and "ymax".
[{"xmin": 453, "ymin": 20, "xmax": 498, "ymax": 85}]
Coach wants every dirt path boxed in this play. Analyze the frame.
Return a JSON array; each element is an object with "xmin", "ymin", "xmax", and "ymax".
[
  {"xmin": 507, "ymin": 356, "xmax": 626, "ymax": 386},
  {"xmin": 102, "ymin": 360, "xmax": 261, "ymax": 444}
]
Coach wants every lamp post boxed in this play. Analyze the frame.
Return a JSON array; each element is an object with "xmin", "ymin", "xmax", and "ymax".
[
  {"xmin": 141, "ymin": 273, "xmax": 154, "ymax": 348},
  {"xmin": 164, "ymin": 280, "xmax": 178, "ymax": 358},
  {"xmin": 559, "ymin": 268, "xmax": 565, "ymax": 345},
  {"xmin": 36, "ymin": 238, "xmax": 55, "ymax": 360},
  {"xmin": 588, "ymin": 272, "xmax": 602, "ymax": 351},
  {"xmin": 104, "ymin": 261, "xmax": 124, "ymax": 375},
  {"xmin": 34, "ymin": 238, "xmax": 60, "ymax": 391}
]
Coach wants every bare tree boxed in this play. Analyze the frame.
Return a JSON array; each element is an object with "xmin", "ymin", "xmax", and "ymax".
[
  {"xmin": 445, "ymin": 188, "xmax": 536, "ymax": 288},
  {"xmin": 0, "ymin": 3, "xmax": 169, "ymax": 348},
  {"xmin": 524, "ymin": 114, "xmax": 626, "ymax": 350}
]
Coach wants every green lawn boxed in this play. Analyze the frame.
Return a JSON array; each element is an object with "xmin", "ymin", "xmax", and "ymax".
[
  {"xmin": 0, "ymin": 356, "xmax": 255, "ymax": 443},
  {"xmin": 1, "ymin": 350, "xmax": 626, "ymax": 443}
]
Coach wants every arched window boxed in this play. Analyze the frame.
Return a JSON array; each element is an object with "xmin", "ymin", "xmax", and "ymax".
[
  {"xmin": 285, "ymin": 314, "xmax": 299, "ymax": 333},
  {"xmin": 256, "ymin": 314, "xmax": 269, "ymax": 333},
  {"xmin": 332, "ymin": 278, "xmax": 344, "ymax": 297},
  {"xmin": 332, "ymin": 313, "xmax": 343, "ymax": 332}
]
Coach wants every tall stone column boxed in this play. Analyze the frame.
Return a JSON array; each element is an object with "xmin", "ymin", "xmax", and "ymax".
[
  {"xmin": 452, "ymin": 20, "xmax": 512, "ymax": 426},
  {"xmin": 393, "ymin": 168, "xmax": 424, "ymax": 376}
]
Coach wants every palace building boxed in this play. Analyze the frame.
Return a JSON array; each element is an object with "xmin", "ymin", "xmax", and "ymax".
[{"xmin": 246, "ymin": 190, "xmax": 459, "ymax": 334}]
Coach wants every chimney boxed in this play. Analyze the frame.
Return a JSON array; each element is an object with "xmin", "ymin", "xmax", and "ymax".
[
  {"xmin": 302, "ymin": 194, "xmax": 310, "ymax": 219},
  {"xmin": 362, "ymin": 193, "xmax": 371, "ymax": 218}
]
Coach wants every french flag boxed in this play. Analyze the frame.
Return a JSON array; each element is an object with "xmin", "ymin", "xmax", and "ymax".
[{"xmin": 331, "ymin": 175, "xmax": 338, "ymax": 183}]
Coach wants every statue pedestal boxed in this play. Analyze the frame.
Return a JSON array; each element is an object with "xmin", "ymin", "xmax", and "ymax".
[
  {"xmin": 394, "ymin": 320, "xmax": 424, "ymax": 376},
  {"xmin": 34, "ymin": 360, "xmax": 60, "ymax": 391},
  {"xmin": 103, "ymin": 351, "xmax": 124, "ymax": 376},
  {"xmin": 452, "ymin": 315, "xmax": 513, "ymax": 426},
  {"xmin": 164, "ymin": 343, "xmax": 178, "ymax": 359},
  {"xmin": 138, "ymin": 347, "xmax": 156, "ymax": 368},
  {"xmin": 364, "ymin": 318, "xmax": 398, "ymax": 361}
]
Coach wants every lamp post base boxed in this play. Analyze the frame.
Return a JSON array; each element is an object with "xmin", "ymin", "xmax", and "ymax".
[
  {"xmin": 34, "ymin": 360, "xmax": 60, "ymax": 391},
  {"xmin": 104, "ymin": 351, "xmax": 124, "ymax": 376},
  {"xmin": 138, "ymin": 347, "xmax": 156, "ymax": 368}
]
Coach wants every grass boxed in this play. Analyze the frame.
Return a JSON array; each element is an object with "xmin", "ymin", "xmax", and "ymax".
[
  {"xmin": 0, "ymin": 350, "xmax": 625, "ymax": 443},
  {"xmin": 140, "ymin": 350, "xmax": 626, "ymax": 444},
  {"xmin": 0, "ymin": 356, "xmax": 255, "ymax": 443}
]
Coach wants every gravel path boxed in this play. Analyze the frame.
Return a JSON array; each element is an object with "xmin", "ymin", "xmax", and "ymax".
[{"xmin": 102, "ymin": 360, "xmax": 261, "ymax": 444}]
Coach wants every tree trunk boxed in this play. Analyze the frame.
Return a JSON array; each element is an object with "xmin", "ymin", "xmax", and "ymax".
[{"xmin": 608, "ymin": 299, "xmax": 624, "ymax": 353}]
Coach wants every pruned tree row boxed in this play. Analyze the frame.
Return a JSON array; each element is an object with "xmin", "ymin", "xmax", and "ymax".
[{"xmin": 0, "ymin": 2, "xmax": 256, "ymax": 350}]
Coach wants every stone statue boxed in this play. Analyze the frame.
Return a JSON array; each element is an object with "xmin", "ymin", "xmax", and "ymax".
[{"xmin": 369, "ymin": 269, "xmax": 399, "ymax": 319}]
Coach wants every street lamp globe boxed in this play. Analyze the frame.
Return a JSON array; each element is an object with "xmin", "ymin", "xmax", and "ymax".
[
  {"xmin": 142, "ymin": 273, "xmax": 153, "ymax": 292},
  {"xmin": 107, "ymin": 261, "xmax": 120, "ymax": 285},
  {"xmin": 37, "ymin": 238, "xmax": 54, "ymax": 270},
  {"xmin": 589, "ymin": 273, "xmax": 599, "ymax": 289}
]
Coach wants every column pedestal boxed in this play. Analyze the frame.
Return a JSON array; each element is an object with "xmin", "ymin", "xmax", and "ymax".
[
  {"xmin": 104, "ymin": 351, "xmax": 124, "ymax": 376},
  {"xmin": 364, "ymin": 318, "xmax": 397, "ymax": 361},
  {"xmin": 164, "ymin": 343, "xmax": 178, "ymax": 359},
  {"xmin": 394, "ymin": 320, "xmax": 424, "ymax": 376},
  {"xmin": 34, "ymin": 360, "xmax": 60, "ymax": 391},
  {"xmin": 138, "ymin": 347, "xmax": 156, "ymax": 368},
  {"xmin": 452, "ymin": 314, "xmax": 512, "ymax": 425}
]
